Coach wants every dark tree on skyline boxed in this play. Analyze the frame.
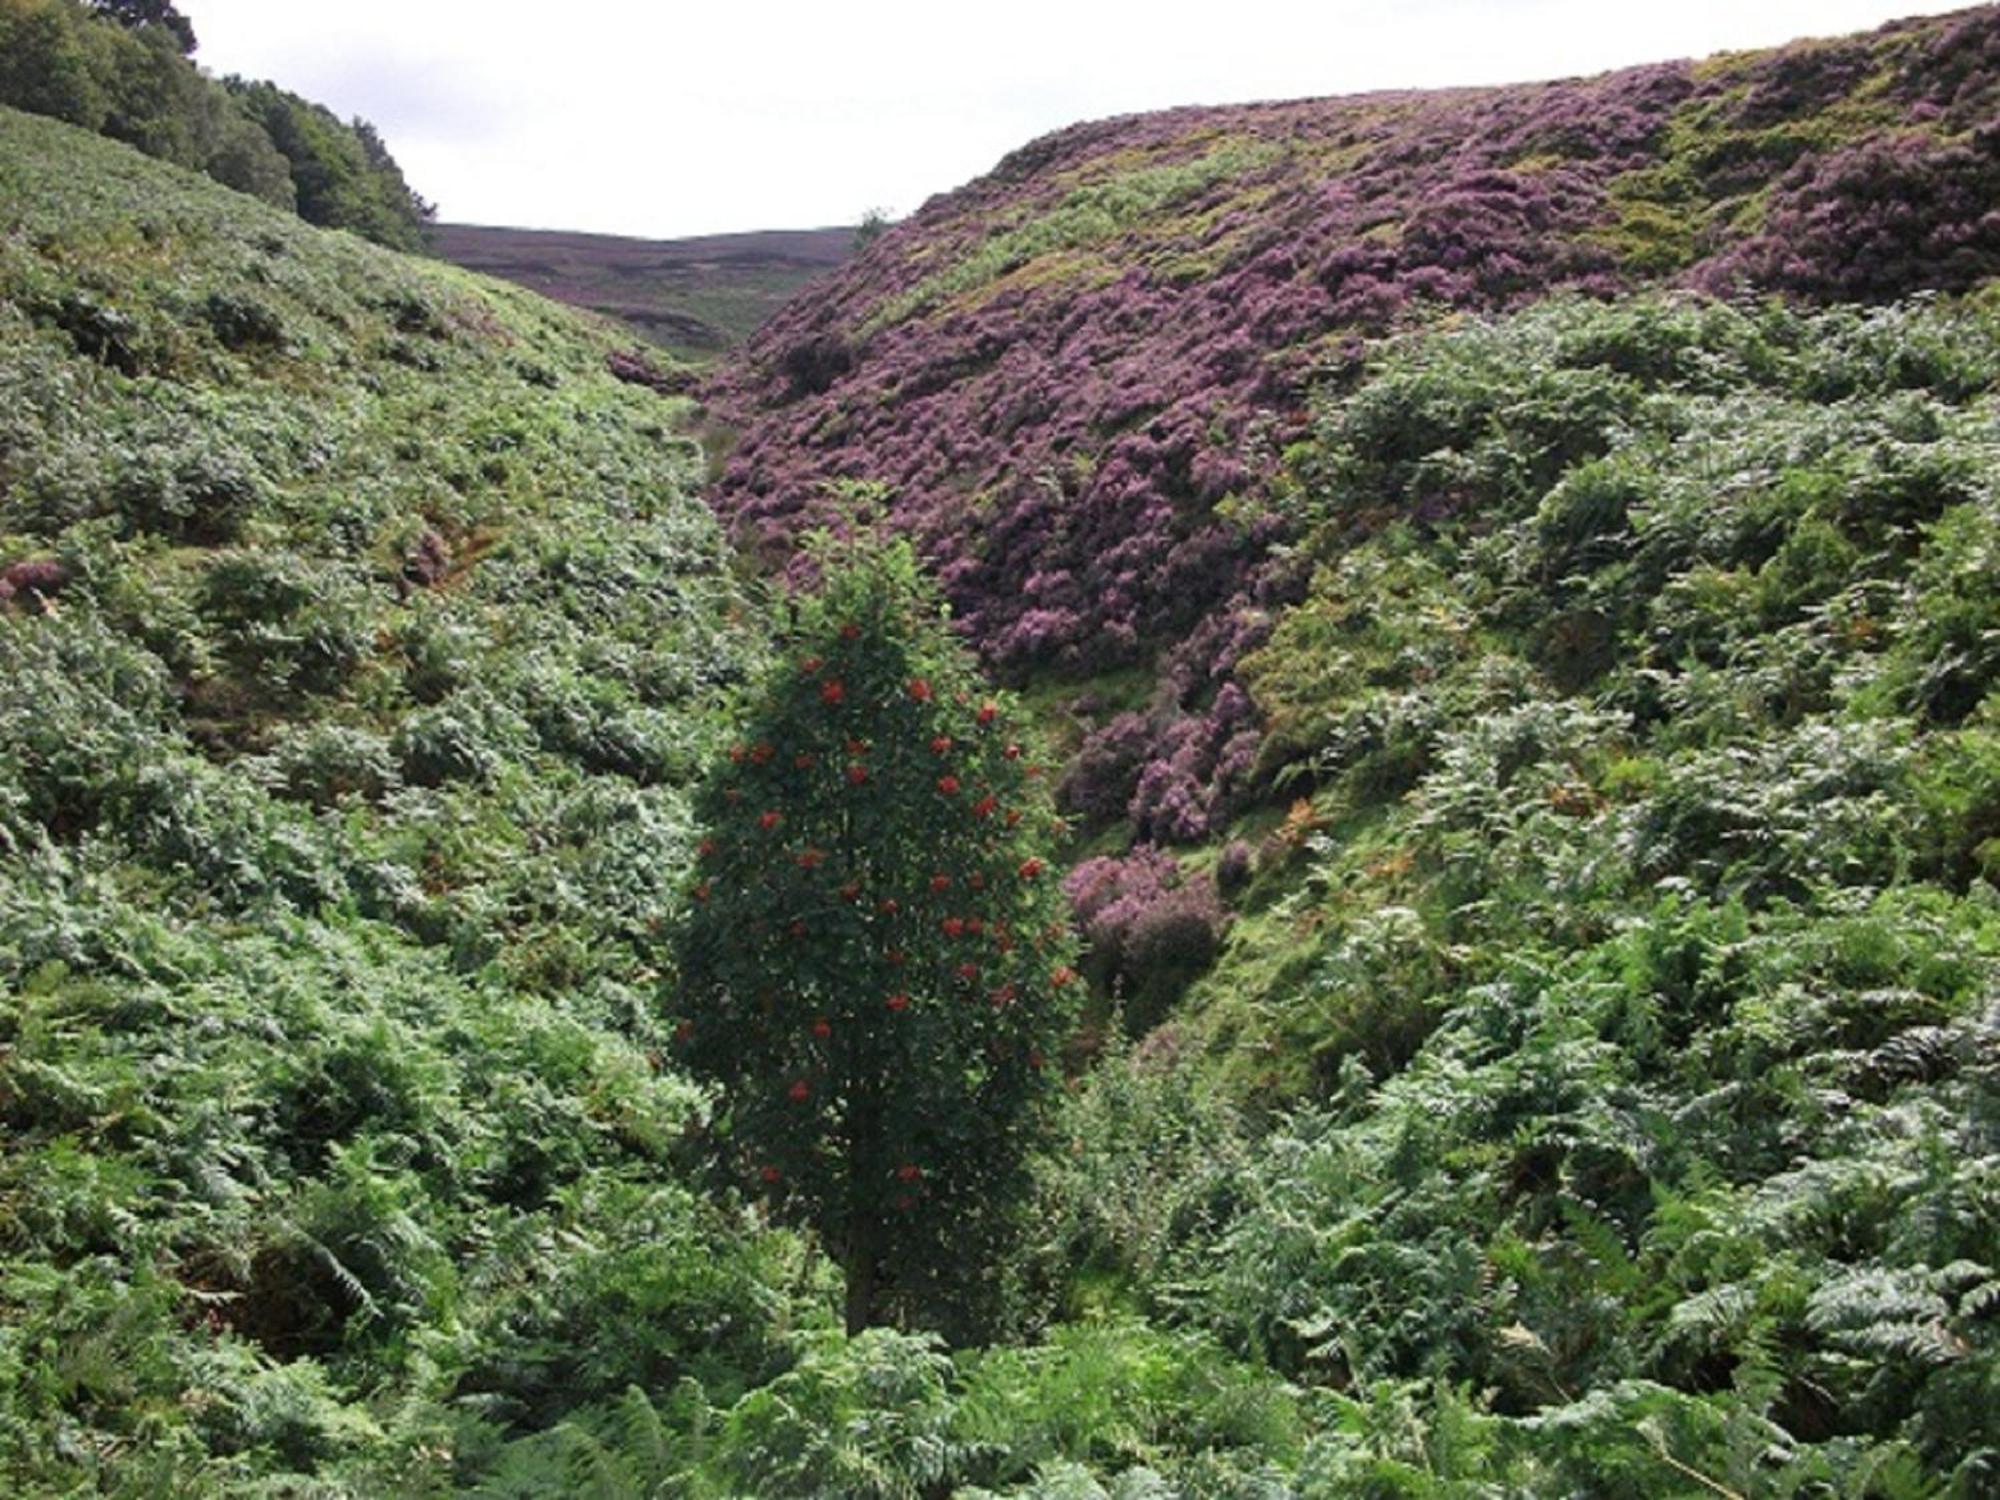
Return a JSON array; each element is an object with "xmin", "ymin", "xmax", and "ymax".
[{"xmin": 90, "ymin": 0, "xmax": 196, "ymax": 54}]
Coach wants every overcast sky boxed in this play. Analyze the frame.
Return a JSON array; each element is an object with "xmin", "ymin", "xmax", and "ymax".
[{"xmin": 177, "ymin": 0, "xmax": 1972, "ymax": 240}]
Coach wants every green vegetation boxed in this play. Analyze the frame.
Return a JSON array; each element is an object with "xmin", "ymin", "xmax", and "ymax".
[
  {"xmin": 0, "ymin": 0, "xmax": 432, "ymax": 249},
  {"xmin": 673, "ymin": 539, "xmax": 1079, "ymax": 1336},
  {"xmin": 1151, "ymin": 293, "xmax": 2000, "ymax": 1492},
  {"xmin": 0, "ymin": 108, "xmax": 791, "ymax": 1492},
  {"xmin": 865, "ymin": 139, "xmax": 1282, "ymax": 331},
  {"xmin": 222, "ymin": 79, "xmax": 435, "ymax": 253},
  {"xmin": 6, "ymin": 40, "xmax": 2000, "ymax": 1497}
]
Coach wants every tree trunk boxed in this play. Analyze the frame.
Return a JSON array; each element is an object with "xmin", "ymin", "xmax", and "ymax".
[
  {"xmin": 843, "ymin": 1218, "xmax": 878, "ymax": 1334},
  {"xmin": 844, "ymin": 1092, "xmax": 880, "ymax": 1334}
]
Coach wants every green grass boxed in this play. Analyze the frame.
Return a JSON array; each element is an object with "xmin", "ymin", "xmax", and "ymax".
[{"xmin": 865, "ymin": 139, "xmax": 1283, "ymax": 333}]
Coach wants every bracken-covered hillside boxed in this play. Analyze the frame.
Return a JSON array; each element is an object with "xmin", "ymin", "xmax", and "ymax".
[
  {"xmin": 709, "ymin": 3, "xmax": 2000, "ymax": 843},
  {"xmin": 0, "ymin": 107, "xmax": 800, "ymax": 1492},
  {"xmin": 9, "ymin": 7, "xmax": 2000, "ymax": 1491}
]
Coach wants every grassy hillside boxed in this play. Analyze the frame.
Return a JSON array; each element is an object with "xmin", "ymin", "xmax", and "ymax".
[
  {"xmin": 707, "ymin": 3, "xmax": 2000, "ymax": 848},
  {"xmin": 433, "ymin": 222, "xmax": 853, "ymax": 361},
  {"xmin": 0, "ymin": 107, "xmax": 805, "ymax": 1493}
]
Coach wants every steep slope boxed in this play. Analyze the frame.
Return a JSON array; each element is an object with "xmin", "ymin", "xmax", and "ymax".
[
  {"xmin": 0, "ymin": 107, "xmax": 1425, "ymax": 1500},
  {"xmin": 684, "ymin": 22, "xmax": 2000, "ymax": 1490},
  {"xmin": 433, "ymin": 221, "xmax": 854, "ymax": 360},
  {"xmin": 1032, "ymin": 289, "xmax": 2000, "ymax": 1498},
  {"xmin": 708, "ymin": 3, "xmax": 2000, "ymax": 842},
  {"xmin": 0, "ymin": 107, "xmax": 806, "ymax": 1492},
  {"xmin": 6, "ymin": 9, "xmax": 2000, "ymax": 1490}
]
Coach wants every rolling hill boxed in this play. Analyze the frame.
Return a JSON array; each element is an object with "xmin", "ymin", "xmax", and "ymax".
[
  {"xmin": 707, "ymin": 2, "xmax": 2000, "ymax": 845},
  {"xmin": 433, "ymin": 221, "xmax": 854, "ymax": 360},
  {"xmin": 0, "ymin": 104, "xmax": 793, "ymax": 1494}
]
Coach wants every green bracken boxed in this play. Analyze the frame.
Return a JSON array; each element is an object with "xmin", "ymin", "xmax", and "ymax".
[{"xmin": 5, "ymin": 56, "xmax": 2000, "ymax": 1497}]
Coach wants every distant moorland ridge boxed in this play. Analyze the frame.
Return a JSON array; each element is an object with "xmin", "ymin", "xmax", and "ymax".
[{"xmin": 433, "ymin": 221, "xmax": 854, "ymax": 359}]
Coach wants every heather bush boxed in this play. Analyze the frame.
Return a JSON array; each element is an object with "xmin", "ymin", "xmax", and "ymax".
[
  {"xmin": 1066, "ymin": 847, "xmax": 1226, "ymax": 1032},
  {"xmin": 1214, "ymin": 840, "xmax": 1253, "ymax": 896},
  {"xmin": 1118, "ymin": 885, "xmax": 1226, "ymax": 1033},
  {"xmin": 1061, "ymin": 711, "xmax": 1152, "ymax": 829},
  {"xmin": 1700, "ymin": 128, "xmax": 2000, "ymax": 302}
]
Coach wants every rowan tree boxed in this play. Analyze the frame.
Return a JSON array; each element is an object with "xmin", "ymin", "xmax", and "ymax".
[{"xmin": 669, "ymin": 538, "xmax": 1079, "ymax": 1334}]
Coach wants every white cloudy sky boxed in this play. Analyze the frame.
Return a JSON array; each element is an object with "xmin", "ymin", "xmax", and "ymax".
[{"xmin": 177, "ymin": 0, "xmax": 1971, "ymax": 239}]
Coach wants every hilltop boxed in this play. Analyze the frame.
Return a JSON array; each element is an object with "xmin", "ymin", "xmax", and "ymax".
[
  {"xmin": 708, "ymin": 2, "xmax": 2000, "ymax": 843},
  {"xmin": 433, "ymin": 222, "xmax": 853, "ymax": 360},
  {"xmin": 0, "ymin": 0, "xmax": 433, "ymax": 251}
]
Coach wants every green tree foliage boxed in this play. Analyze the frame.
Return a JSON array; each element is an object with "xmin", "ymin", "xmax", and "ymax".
[
  {"xmin": 195, "ymin": 87, "xmax": 297, "ymax": 209},
  {"xmin": 0, "ymin": 0, "xmax": 425, "ymax": 242},
  {"xmin": 854, "ymin": 206, "xmax": 895, "ymax": 252},
  {"xmin": 88, "ymin": 0, "xmax": 195, "ymax": 53},
  {"xmin": 228, "ymin": 80, "xmax": 434, "ymax": 252},
  {"xmin": 0, "ymin": 0, "xmax": 108, "ymax": 129},
  {"xmin": 672, "ymin": 538, "xmax": 1080, "ymax": 1335}
]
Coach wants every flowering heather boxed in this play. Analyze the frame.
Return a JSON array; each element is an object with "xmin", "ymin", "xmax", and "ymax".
[
  {"xmin": 1696, "ymin": 126, "xmax": 2000, "ymax": 300},
  {"xmin": 708, "ymin": 6, "xmax": 2000, "ymax": 840},
  {"xmin": 1063, "ymin": 845, "xmax": 1227, "ymax": 1026}
]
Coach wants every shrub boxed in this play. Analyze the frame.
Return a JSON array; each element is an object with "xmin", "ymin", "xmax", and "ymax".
[
  {"xmin": 1065, "ymin": 847, "xmax": 1225, "ymax": 1032},
  {"xmin": 1700, "ymin": 128, "xmax": 2000, "ymax": 302},
  {"xmin": 202, "ymin": 291, "xmax": 285, "ymax": 351},
  {"xmin": 198, "ymin": 552, "xmax": 372, "ymax": 693},
  {"xmin": 260, "ymin": 722, "xmax": 399, "ymax": 807},
  {"xmin": 391, "ymin": 695, "xmax": 512, "ymax": 787},
  {"xmin": 1060, "ymin": 712, "xmax": 1152, "ymax": 830},
  {"xmin": 1215, "ymin": 840, "xmax": 1254, "ymax": 896},
  {"xmin": 115, "ymin": 443, "xmax": 268, "ymax": 544}
]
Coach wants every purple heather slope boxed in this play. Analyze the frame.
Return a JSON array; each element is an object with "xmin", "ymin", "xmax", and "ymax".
[{"xmin": 706, "ymin": 5, "xmax": 2000, "ymax": 841}]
